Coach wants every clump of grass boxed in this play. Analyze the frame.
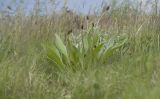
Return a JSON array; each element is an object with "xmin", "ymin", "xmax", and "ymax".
[{"xmin": 43, "ymin": 27, "xmax": 127, "ymax": 72}]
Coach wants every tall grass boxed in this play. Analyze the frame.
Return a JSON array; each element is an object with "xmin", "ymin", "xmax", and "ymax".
[{"xmin": 0, "ymin": 0, "xmax": 160, "ymax": 99}]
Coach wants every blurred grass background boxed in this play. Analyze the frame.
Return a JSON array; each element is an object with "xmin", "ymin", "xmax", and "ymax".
[{"xmin": 0, "ymin": 0, "xmax": 160, "ymax": 99}]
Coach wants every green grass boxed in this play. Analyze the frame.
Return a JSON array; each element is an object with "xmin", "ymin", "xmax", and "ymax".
[{"xmin": 0, "ymin": 3, "xmax": 160, "ymax": 99}]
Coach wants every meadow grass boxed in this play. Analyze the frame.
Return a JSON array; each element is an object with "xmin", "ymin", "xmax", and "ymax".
[{"xmin": 0, "ymin": 1, "xmax": 160, "ymax": 99}]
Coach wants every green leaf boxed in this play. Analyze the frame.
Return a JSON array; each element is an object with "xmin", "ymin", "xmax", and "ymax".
[
  {"xmin": 82, "ymin": 34, "xmax": 89, "ymax": 54},
  {"xmin": 67, "ymin": 41, "xmax": 81, "ymax": 65},
  {"xmin": 46, "ymin": 44, "xmax": 64, "ymax": 69},
  {"xmin": 113, "ymin": 37, "xmax": 128, "ymax": 49},
  {"xmin": 100, "ymin": 47, "xmax": 116, "ymax": 63},
  {"xmin": 100, "ymin": 36, "xmax": 127, "ymax": 63},
  {"xmin": 55, "ymin": 34, "xmax": 69, "ymax": 62},
  {"xmin": 92, "ymin": 43, "xmax": 104, "ymax": 59}
]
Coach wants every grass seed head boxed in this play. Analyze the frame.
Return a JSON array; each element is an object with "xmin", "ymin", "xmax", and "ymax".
[
  {"xmin": 67, "ymin": 29, "xmax": 72, "ymax": 35},
  {"xmin": 7, "ymin": 6, "xmax": 12, "ymax": 10},
  {"xmin": 86, "ymin": 16, "xmax": 89, "ymax": 20},
  {"xmin": 81, "ymin": 25, "xmax": 84, "ymax": 30},
  {"xmin": 105, "ymin": 6, "xmax": 110, "ymax": 11},
  {"xmin": 92, "ymin": 22, "xmax": 95, "ymax": 27}
]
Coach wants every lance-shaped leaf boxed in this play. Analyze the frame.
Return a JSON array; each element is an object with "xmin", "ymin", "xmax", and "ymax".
[
  {"xmin": 45, "ymin": 44, "xmax": 64, "ymax": 70},
  {"xmin": 55, "ymin": 34, "xmax": 69, "ymax": 63}
]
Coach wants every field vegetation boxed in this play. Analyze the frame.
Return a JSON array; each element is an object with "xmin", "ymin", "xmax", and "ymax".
[{"xmin": 0, "ymin": 0, "xmax": 160, "ymax": 99}]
